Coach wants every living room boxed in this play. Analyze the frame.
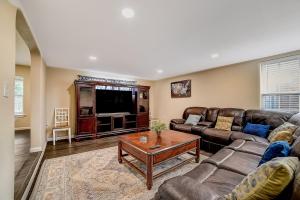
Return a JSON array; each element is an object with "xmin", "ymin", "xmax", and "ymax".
[{"xmin": 1, "ymin": 0, "xmax": 300, "ymax": 199}]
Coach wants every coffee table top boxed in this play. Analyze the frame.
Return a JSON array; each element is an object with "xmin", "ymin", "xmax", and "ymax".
[{"xmin": 118, "ymin": 130, "xmax": 200, "ymax": 154}]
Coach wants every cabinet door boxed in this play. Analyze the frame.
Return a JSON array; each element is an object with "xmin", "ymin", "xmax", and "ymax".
[
  {"xmin": 77, "ymin": 117, "xmax": 96, "ymax": 137},
  {"xmin": 138, "ymin": 87, "xmax": 149, "ymax": 114},
  {"xmin": 137, "ymin": 114, "xmax": 149, "ymax": 129},
  {"xmin": 76, "ymin": 84, "xmax": 95, "ymax": 117}
]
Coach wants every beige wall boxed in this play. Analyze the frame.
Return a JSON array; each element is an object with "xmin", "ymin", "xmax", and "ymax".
[
  {"xmin": 30, "ymin": 50, "xmax": 47, "ymax": 152},
  {"xmin": 153, "ymin": 50, "xmax": 300, "ymax": 125},
  {"xmin": 15, "ymin": 65, "xmax": 31, "ymax": 128},
  {"xmin": 0, "ymin": 0, "xmax": 16, "ymax": 198},
  {"xmin": 46, "ymin": 67, "xmax": 155, "ymax": 139}
]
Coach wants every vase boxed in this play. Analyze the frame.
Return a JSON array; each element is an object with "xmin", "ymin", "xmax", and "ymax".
[{"xmin": 156, "ymin": 130, "xmax": 161, "ymax": 137}]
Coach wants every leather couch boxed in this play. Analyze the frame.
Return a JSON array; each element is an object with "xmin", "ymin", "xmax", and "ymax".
[
  {"xmin": 171, "ymin": 107, "xmax": 295, "ymax": 153},
  {"xmin": 155, "ymin": 110, "xmax": 300, "ymax": 200}
]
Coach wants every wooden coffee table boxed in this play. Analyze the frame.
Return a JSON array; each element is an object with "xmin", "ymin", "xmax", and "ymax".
[{"xmin": 118, "ymin": 130, "xmax": 200, "ymax": 190}]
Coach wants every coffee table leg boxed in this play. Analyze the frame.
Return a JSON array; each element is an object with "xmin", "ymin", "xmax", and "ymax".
[
  {"xmin": 146, "ymin": 154, "xmax": 153, "ymax": 190},
  {"xmin": 118, "ymin": 141, "xmax": 122, "ymax": 164},
  {"xmin": 195, "ymin": 139, "xmax": 200, "ymax": 163}
]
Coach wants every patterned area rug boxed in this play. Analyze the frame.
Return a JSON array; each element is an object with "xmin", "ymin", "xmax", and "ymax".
[{"xmin": 30, "ymin": 146, "xmax": 208, "ymax": 200}]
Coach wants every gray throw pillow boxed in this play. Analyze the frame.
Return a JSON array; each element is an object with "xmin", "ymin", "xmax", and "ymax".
[{"xmin": 184, "ymin": 114, "xmax": 202, "ymax": 126}]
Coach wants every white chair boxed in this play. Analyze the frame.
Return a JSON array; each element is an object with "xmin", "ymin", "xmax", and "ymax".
[{"xmin": 52, "ymin": 108, "xmax": 71, "ymax": 145}]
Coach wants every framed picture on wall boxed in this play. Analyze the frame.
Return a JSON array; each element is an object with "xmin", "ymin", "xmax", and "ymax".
[{"xmin": 171, "ymin": 80, "xmax": 191, "ymax": 98}]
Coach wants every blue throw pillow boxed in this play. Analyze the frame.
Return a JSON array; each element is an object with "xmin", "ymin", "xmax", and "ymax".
[
  {"xmin": 243, "ymin": 123, "xmax": 271, "ymax": 138},
  {"xmin": 258, "ymin": 141, "xmax": 291, "ymax": 166}
]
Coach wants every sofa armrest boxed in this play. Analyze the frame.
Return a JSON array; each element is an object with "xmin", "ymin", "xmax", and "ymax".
[
  {"xmin": 230, "ymin": 131, "xmax": 252, "ymax": 141},
  {"xmin": 170, "ymin": 119, "xmax": 186, "ymax": 124},
  {"xmin": 197, "ymin": 121, "xmax": 214, "ymax": 128},
  {"xmin": 231, "ymin": 125, "xmax": 243, "ymax": 132},
  {"xmin": 154, "ymin": 176, "xmax": 224, "ymax": 200}
]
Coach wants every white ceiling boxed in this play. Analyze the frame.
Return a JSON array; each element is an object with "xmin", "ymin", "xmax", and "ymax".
[
  {"xmin": 16, "ymin": 31, "xmax": 31, "ymax": 66},
  {"xmin": 19, "ymin": 0, "xmax": 300, "ymax": 80}
]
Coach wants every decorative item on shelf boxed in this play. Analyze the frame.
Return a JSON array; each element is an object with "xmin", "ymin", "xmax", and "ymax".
[
  {"xmin": 171, "ymin": 79, "xmax": 191, "ymax": 98},
  {"xmin": 151, "ymin": 121, "xmax": 167, "ymax": 137},
  {"xmin": 77, "ymin": 75, "xmax": 137, "ymax": 86}
]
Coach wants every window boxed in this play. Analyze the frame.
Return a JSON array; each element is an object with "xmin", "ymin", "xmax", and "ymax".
[
  {"xmin": 260, "ymin": 55, "xmax": 300, "ymax": 113},
  {"xmin": 15, "ymin": 76, "xmax": 24, "ymax": 115}
]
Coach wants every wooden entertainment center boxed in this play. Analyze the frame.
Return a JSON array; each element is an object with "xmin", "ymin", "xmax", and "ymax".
[{"xmin": 75, "ymin": 79, "xmax": 150, "ymax": 140}]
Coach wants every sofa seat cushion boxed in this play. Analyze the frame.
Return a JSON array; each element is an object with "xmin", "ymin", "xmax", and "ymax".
[
  {"xmin": 185, "ymin": 163, "xmax": 245, "ymax": 197},
  {"xmin": 225, "ymin": 139, "xmax": 268, "ymax": 156},
  {"xmin": 173, "ymin": 124, "xmax": 193, "ymax": 133},
  {"xmin": 204, "ymin": 149, "xmax": 261, "ymax": 175},
  {"xmin": 154, "ymin": 175, "xmax": 225, "ymax": 200},
  {"xmin": 183, "ymin": 162, "xmax": 217, "ymax": 182},
  {"xmin": 201, "ymin": 128, "xmax": 235, "ymax": 145},
  {"xmin": 197, "ymin": 121, "xmax": 214, "ymax": 127},
  {"xmin": 231, "ymin": 131, "xmax": 269, "ymax": 145},
  {"xmin": 155, "ymin": 163, "xmax": 244, "ymax": 200},
  {"xmin": 202, "ymin": 169, "xmax": 245, "ymax": 197}
]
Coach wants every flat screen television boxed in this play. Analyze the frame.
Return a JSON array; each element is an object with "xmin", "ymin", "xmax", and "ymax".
[{"xmin": 96, "ymin": 90, "xmax": 134, "ymax": 113}]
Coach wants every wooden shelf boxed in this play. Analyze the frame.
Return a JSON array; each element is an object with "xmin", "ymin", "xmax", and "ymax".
[{"xmin": 98, "ymin": 123, "xmax": 111, "ymax": 126}]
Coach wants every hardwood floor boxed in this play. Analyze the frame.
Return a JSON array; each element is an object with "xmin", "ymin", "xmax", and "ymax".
[
  {"xmin": 15, "ymin": 130, "xmax": 41, "ymax": 200},
  {"xmin": 43, "ymin": 136, "xmax": 119, "ymax": 160}
]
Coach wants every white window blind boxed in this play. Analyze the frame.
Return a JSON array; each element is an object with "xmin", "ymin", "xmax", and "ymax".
[
  {"xmin": 15, "ymin": 76, "xmax": 24, "ymax": 115},
  {"xmin": 260, "ymin": 55, "xmax": 300, "ymax": 113}
]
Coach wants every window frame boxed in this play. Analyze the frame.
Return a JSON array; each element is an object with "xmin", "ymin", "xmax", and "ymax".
[
  {"xmin": 14, "ymin": 76, "xmax": 25, "ymax": 116},
  {"xmin": 259, "ymin": 55, "xmax": 300, "ymax": 113}
]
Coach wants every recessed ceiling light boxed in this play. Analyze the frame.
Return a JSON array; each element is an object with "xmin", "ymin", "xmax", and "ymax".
[
  {"xmin": 157, "ymin": 69, "xmax": 164, "ymax": 74},
  {"xmin": 122, "ymin": 8, "xmax": 135, "ymax": 18},
  {"xmin": 89, "ymin": 56, "xmax": 97, "ymax": 61},
  {"xmin": 211, "ymin": 53, "xmax": 219, "ymax": 59}
]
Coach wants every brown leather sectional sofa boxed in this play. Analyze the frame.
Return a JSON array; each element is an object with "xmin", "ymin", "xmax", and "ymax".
[
  {"xmin": 155, "ymin": 107, "xmax": 300, "ymax": 200},
  {"xmin": 170, "ymin": 107, "xmax": 295, "ymax": 152}
]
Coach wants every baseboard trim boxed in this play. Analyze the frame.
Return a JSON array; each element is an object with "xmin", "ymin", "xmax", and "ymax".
[
  {"xmin": 15, "ymin": 127, "xmax": 31, "ymax": 131},
  {"xmin": 21, "ymin": 142, "xmax": 46, "ymax": 200},
  {"xmin": 47, "ymin": 135, "xmax": 75, "ymax": 142},
  {"xmin": 30, "ymin": 146, "xmax": 42, "ymax": 152}
]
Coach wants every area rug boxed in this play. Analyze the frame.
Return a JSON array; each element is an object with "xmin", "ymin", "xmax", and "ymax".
[{"xmin": 30, "ymin": 146, "xmax": 208, "ymax": 200}]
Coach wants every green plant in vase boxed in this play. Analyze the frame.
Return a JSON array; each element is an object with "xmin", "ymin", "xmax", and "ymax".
[{"xmin": 151, "ymin": 121, "xmax": 167, "ymax": 137}]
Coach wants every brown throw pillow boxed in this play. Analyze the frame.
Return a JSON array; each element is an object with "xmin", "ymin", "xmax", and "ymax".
[{"xmin": 215, "ymin": 116, "xmax": 234, "ymax": 131}]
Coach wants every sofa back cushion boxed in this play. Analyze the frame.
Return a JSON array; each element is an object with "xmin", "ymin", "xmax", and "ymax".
[
  {"xmin": 291, "ymin": 164, "xmax": 300, "ymax": 200},
  {"xmin": 245, "ymin": 110, "xmax": 293, "ymax": 130},
  {"xmin": 206, "ymin": 107, "xmax": 219, "ymax": 122},
  {"xmin": 182, "ymin": 107, "xmax": 207, "ymax": 120},
  {"xmin": 289, "ymin": 113, "xmax": 300, "ymax": 125},
  {"xmin": 291, "ymin": 136, "xmax": 300, "ymax": 158},
  {"xmin": 218, "ymin": 108, "xmax": 245, "ymax": 129}
]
